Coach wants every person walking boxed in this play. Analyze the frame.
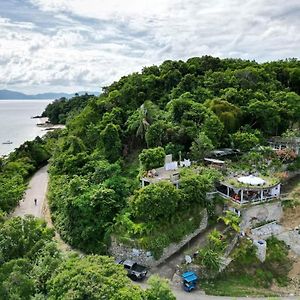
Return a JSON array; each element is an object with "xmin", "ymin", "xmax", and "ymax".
[{"xmin": 34, "ymin": 198, "xmax": 37, "ymax": 206}]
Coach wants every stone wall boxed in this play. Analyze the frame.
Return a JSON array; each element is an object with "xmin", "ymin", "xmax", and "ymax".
[
  {"xmin": 110, "ymin": 209, "xmax": 208, "ymax": 267},
  {"xmin": 240, "ymin": 201, "xmax": 283, "ymax": 230},
  {"xmin": 251, "ymin": 222, "xmax": 284, "ymax": 239}
]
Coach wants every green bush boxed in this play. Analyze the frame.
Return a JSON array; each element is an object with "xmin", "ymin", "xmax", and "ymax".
[
  {"xmin": 264, "ymin": 236, "xmax": 291, "ymax": 285},
  {"xmin": 255, "ymin": 269, "xmax": 273, "ymax": 288},
  {"xmin": 231, "ymin": 131, "xmax": 260, "ymax": 152},
  {"xmin": 223, "ymin": 236, "xmax": 292, "ymax": 290},
  {"xmin": 142, "ymin": 235, "xmax": 170, "ymax": 259},
  {"xmin": 130, "ymin": 181, "xmax": 179, "ymax": 222},
  {"xmin": 139, "ymin": 147, "xmax": 165, "ymax": 171},
  {"xmin": 287, "ymin": 156, "xmax": 300, "ymax": 171},
  {"xmin": 190, "ymin": 132, "xmax": 214, "ymax": 161},
  {"xmin": 231, "ymin": 239, "xmax": 258, "ymax": 269},
  {"xmin": 196, "ymin": 246, "xmax": 221, "ymax": 272}
]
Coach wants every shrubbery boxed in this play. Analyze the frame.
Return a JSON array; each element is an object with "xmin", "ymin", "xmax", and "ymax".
[
  {"xmin": 130, "ymin": 181, "xmax": 179, "ymax": 222},
  {"xmin": 0, "ymin": 215, "xmax": 175, "ymax": 299},
  {"xmin": 287, "ymin": 156, "xmax": 300, "ymax": 171},
  {"xmin": 139, "ymin": 147, "xmax": 166, "ymax": 171},
  {"xmin": 0, "ymin": 136, "xmax": 52, "ymax": 213},
  {"xmin": 231, "ymin": 131, "xmax": 260, "ymax": 152},
  {"xmin": 227, "ymin": 236, "xmax": 291, "ymax": 288}
]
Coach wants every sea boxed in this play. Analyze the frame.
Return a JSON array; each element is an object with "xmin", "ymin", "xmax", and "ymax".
[{"xmin": 0, "ymin": 99, "xmax": 53, "ymax": 156}]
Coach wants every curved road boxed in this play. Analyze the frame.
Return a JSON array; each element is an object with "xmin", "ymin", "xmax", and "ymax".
[{"xmin": 12, "ymin": 165, "xmax": 298, "ymax": 300}]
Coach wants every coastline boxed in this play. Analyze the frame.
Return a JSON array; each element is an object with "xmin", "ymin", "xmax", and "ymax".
[
  {"xmin": 35, "ymin": 117, "xmax": 65, "ymax": 129},
  {"xmin": 0, "ymin": 99, "xmax": 53, "ymax": 156},
  {"xmin": 0, "ymin": 123, "xmax": 65, "ymax": 158}
]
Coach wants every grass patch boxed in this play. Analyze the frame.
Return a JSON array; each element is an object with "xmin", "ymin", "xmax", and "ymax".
[
  {"xmin": 200, "ymin": 236, "xmax": 292, "ymax": 297},
  {"xmin": 282, "ymin": 198, "xmax": 300, "ymax": 210},
  {"xmin": 252, "ymin": 219, "xmax": 276, "ymax": 228},
  {"xmin": 201, "ymin": 275, "xmax": 279, "ymax": 297},
  {"xmin": 281, "ymin": 174, "xmax": 300, "ymax": 195},
  {"xmin": 224, "ymin": 175, "xmax": 279, "ymax": 189}
]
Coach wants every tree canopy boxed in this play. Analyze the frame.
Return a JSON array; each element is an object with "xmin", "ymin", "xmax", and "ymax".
[
  {"xmin": 0, "ymin": 215, "xmax": 175, "ymax": 299},
  {"xmin": 42, "ymin": 56, "xmax": 300, "ymax": 254}
]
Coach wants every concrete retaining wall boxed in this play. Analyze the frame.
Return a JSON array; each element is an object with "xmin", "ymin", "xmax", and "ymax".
[
  {"xmin": 110, "ymin": 209, "xmax": 208, "ymax": 267},
  {"xmin": 240, "ymin": 201, "xmax": 283, "ymax": 229},
  {"xmin": 251, "ymin": 222, "xmax": 284, "ymax": 239}
]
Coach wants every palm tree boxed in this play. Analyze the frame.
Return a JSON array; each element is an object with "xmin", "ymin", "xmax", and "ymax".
[
  {"xmin": 218, "ymin": 210, "xmax": 241, "ymax": 232},
  {"xmin": 126, "ymin": 101, "xmax": 158, "ymax": 141},
  {"xmin": 135, "ymin": 103, "xmax": 150, "ymax": 139}
]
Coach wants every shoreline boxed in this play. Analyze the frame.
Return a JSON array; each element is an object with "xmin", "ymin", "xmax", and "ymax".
[
  {"xmin": 35, "ymin": 117, "xmax": 65, "ymax": 130},
  {"xmin": 0, "ymin": 99, "xmax": 53, "ymax": 156},
  {"xmin": 0, "ymin": 122, "xmax": 64, "ymax": 158}
]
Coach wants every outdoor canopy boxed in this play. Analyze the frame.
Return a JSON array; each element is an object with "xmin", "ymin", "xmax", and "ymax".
[{"xmin": 237, "ymin": 175, "xmax": 266, "ymax": 186}]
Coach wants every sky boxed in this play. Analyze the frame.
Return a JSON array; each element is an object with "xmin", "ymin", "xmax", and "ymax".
[{"xmin": 0, "ymin": 0, "xmax": 299, "ymax": 94}]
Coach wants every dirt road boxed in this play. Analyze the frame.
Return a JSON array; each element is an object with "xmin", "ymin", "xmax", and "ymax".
[{"xmin": 13, "ymin": 165, "xmax": 48, "ymax": 218}]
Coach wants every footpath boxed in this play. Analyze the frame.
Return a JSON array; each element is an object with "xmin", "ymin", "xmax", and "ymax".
[{"xmin": 13, "ymin": 165, "xmax": 48, "ymax": 218}]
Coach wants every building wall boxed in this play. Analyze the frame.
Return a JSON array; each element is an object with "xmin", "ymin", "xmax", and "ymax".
[{"xmin": 270, "ymin": 184, "xmax": 280, "ymax": 197}]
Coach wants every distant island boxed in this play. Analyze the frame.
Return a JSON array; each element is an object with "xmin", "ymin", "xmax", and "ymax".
[{"xmin": 0, "ymin": 89, "xmax": 100, "ymax": 100}]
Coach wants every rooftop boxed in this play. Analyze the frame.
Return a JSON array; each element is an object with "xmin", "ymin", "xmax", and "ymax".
[
  {"xmin": 222, "ymin": 174, "xmax": 280, "ymax": 190},
  {"xmin": 210, "ymin": 148, "xmax": 240, "ymax": 157},
  {"xmin": 204, "ymin": 157, "xmax": 225, "ymax": 165},
  {"xmin": 269, "ymin": 136, "xmax": 300, "ymax": 144},
  {"xmin": 142, "ymin": 166, "xmax": 180, "ymax": 184}
]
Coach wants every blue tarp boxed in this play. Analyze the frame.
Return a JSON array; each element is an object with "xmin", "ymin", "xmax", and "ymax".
[{"xmin": 181, "ymin": 271, "xmax": 198, "ymax": 283}]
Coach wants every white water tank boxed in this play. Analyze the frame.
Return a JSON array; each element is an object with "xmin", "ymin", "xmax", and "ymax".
[{"xmin": 253, "ymin": 239, "xmax": 267, "ymax": 262}]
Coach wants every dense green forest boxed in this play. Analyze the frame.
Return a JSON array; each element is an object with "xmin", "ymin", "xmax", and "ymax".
[
  {"xmin": 0, "ymin": 215, "xmax": 175, "ymax": 299},
  {"xmin": 45, "ymin": 56, "xmax": 300, "ymax": 255},
  {"xmin": 42, "ymin": 93, "xmax": 96, "ymax": 124}
]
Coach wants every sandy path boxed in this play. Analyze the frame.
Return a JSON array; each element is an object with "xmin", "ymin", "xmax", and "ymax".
[{"xmin": 13, "ymin": 165, "xmax": 49, "ymax": 218}]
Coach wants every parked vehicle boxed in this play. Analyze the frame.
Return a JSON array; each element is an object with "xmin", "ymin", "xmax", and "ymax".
[
  {"xmin": 117, "ymin": 259, "xmax": 148, "ymax": 280},
  {"xmin": 181, "ymin": 271, "xmax": 198, "ymax": 292}
]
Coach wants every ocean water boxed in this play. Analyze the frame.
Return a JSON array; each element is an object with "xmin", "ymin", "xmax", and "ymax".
[{"xmin": 0, "ymin": 100, "xmax": 53, "ymax": 156}]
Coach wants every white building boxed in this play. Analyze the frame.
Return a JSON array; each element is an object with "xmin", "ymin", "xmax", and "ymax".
[
  {"xmin": 217, "ymin": 175, "xmax": 281, "ymax": 205},
  {"xmin": 268, "ymin": 137, "xmax": 300, "ymax": 155}
]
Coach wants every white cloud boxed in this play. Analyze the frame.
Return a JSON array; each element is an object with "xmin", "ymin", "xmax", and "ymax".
[
  {"xmin": 0, "ymin": 17, "xmax": 36, "ymax": 29},
  {"xmin": 0, "ymin": 0, "xmax": 299, "ymax": 93},
  {"xmin": 0, "ymin": 16, "xmax": 149, "ymax": 93},
  {"xmin": 30, "ymin": 0, "xmax": 171, "ymax": 19}
]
